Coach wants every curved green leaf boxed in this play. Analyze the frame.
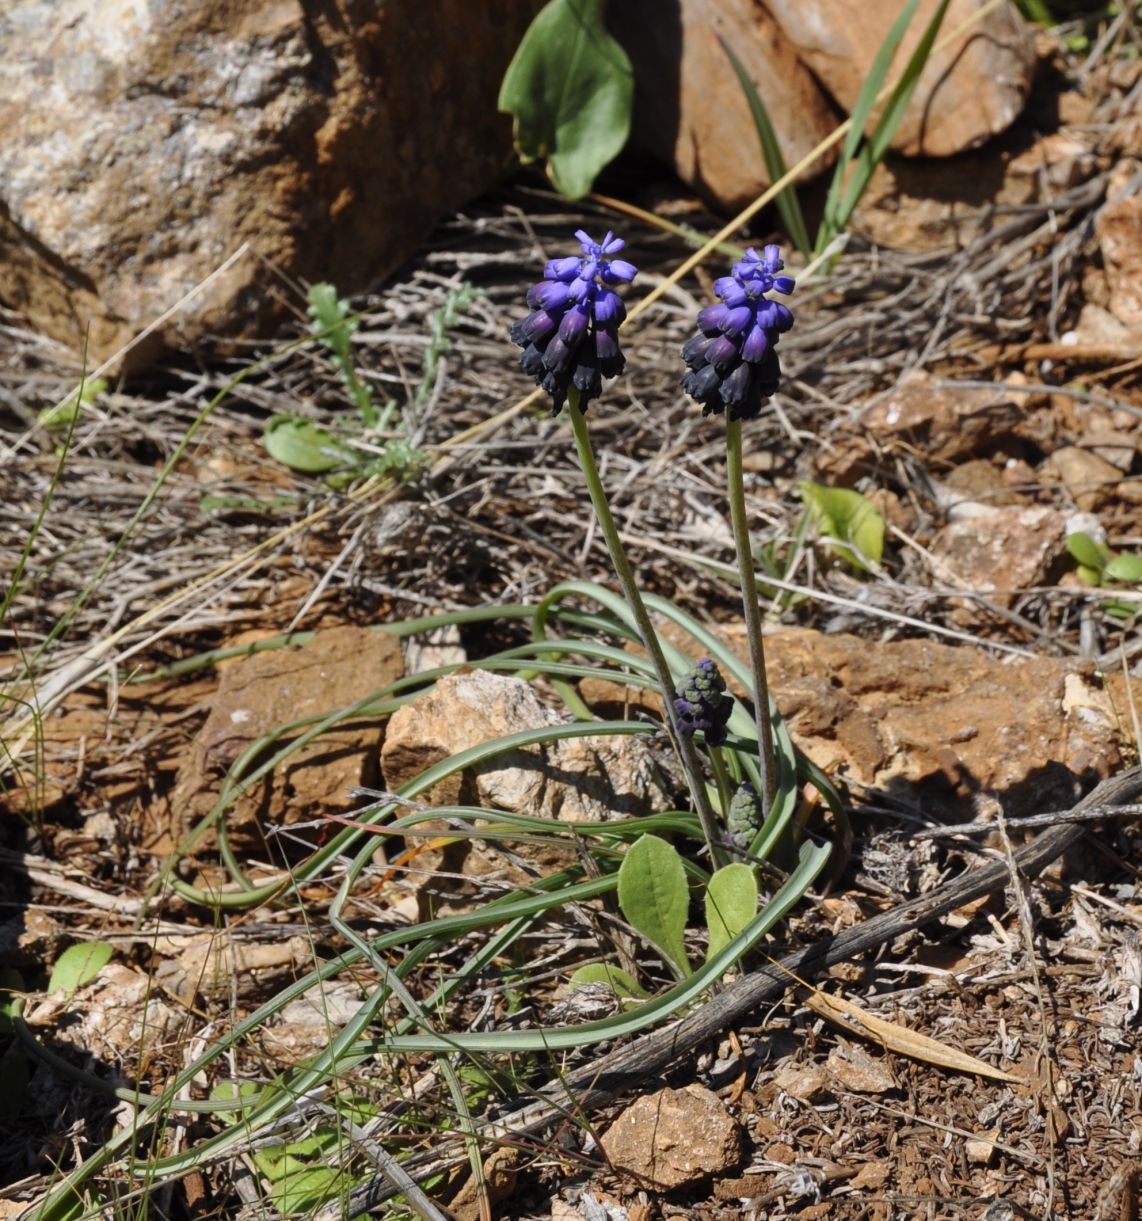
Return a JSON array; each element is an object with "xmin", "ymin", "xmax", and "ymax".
[{"xmin": 498, "ymin": 0, "xmax": 633, "ymax": 198}]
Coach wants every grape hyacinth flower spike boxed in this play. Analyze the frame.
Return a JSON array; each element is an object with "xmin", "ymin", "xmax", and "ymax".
[
  {"xmin": 673, "ymin": 658, "xmax": 734, "ymax": 747},
  {"xmin": 681, "ymin": 243, "xmax": 795, "ymax": 421},
  {"xmin": 510, "ymin": 230, "xmax": 637, "ymax": 414},
  {"xmin": 725, "ymin": 780, "xmax": 763, "ymax": 853}
]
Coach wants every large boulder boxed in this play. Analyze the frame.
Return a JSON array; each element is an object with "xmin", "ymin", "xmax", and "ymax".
[
  {"xmin": 610, "ymin": 0, "xmax": 840, "ymax": 209},
  {"xmin": 0, "ymin": 0, "xmax": 539, "ymax": 364}
]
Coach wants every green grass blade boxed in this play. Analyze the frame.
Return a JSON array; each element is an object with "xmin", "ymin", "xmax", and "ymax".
[
  {"xmin": 817, "ymin": 0, "xmax": 923, "ymax": 253},
  {"xmin": 718, "ymin": 35, "xmax": 811, "ymax": 257},
  {"xmin": 833, "ymin": 0, "xmax": 952, "ymax": 231}
]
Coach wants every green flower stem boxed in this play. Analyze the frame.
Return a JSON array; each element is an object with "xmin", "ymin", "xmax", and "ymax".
[
  {"xmin": 708, "ymin": 745, "xmax": 735, "ymax": 825},
  {"xmin": 569, "ymin": 401, "xmax": 726, "ymax": 867},
  {"xmin": 725, "ymin": 418, "xmax": 777, "ymax": 815}
]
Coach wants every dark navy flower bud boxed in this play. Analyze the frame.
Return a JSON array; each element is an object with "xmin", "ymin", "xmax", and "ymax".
[
  {"xmin": 681, "ymin": 244, "xmax": 795, "ymax": 422},
  {"xmin": 673, "ymin": 658, "xmax": 734, "ymax": 747},
  {"xmin": 725, "ymin": 780, "xmax": 763, "ymax": 851},
  {"xmin": 512, "ymin": 230, "xmax": 637, "ymax": 415}
]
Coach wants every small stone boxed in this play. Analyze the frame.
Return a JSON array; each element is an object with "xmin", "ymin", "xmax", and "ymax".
[
  {"xmin": 1097, "ymin": 194, "xmax": 1142, "ymax": 326},
  {"xmin": 774, "ymin": 1063, "xmax": 830, "ymax": 1103},
  {"xmin": 600, "ymin": 1085, "xmax": 742, "ymax": 1189},
  {"xmin": 826, "ymin": 1045, "xmax": 896, "ymax": 1094},
  {"xmin": 929, "ymin": 504, "xmax": 1065, "ymax": 610},
  {"xmin": 1041, "ymin": 446, "xmax": 1124, "ymax": 511},
  {"xmin": 966, "ymin": 1130, "xmax": 1000, "ymax": 1165}
]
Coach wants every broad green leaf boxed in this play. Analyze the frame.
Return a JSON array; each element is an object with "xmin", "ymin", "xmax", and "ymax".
[
  {"xmin": 719, "ymin": 36, "xmax": 811, "ymax": 257},
  {"xmin": 801, "ymin": 482, "xmax": 885, "ymax": 572},
  {"xmin": 498, "ymin": 0, "xmax": 633, "ymax": 199},
  {"xmin": 569, "ymin": 962, "xmax": 648, "ymax": 999},
  {"xmin": 705, "ymin": 864, "xmax": 759, "ymax": 963},
  {"xmin": 1104, "ymin": 553, "xmax": 1142, "ymax": 583},
  {"xmin": 48, "ymin": 942, "xmax": 113, "ymax": 995},
  {"xmin": 1067, "ymin": 531, "xmax": 1111, "ymax": 571},
  {"xmin": 263, "ymin": 415, "xmax": 351, "ymax": 473},
  {"xmin": 617, "ymin": 834, "xmax": 690, "ymax": 977}
]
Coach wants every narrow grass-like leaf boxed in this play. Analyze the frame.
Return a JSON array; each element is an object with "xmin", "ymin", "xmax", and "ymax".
[
  {"xmin": 824, "ymin": 0, "xmax": 952, "ymax": 251},
  {"xmin": 705, "ymin": 863, "xmax": 758, "ymax": 962},
  {"xmin": 498, "ymin": 0, "xmax": 633, "ymax": 198},
  {"xmin": 719, "ymin": 36, "xmax": 811, "ymax": 257},
  {"xmin": 617, "ymin": 834, "xmax": 691, "ymax": 977}
]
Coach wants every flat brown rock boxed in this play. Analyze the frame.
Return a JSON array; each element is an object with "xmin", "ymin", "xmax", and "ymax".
[
  {"xmin": 172, "ymin": 625, "xmax": 402, "ymax": 842},
  {"xmin": 600, "ymin": 1085, "xmax": 742, "ymax": 1189}
]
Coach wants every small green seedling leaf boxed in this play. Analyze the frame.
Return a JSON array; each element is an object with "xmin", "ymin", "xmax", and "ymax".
[
  {"xmin": 801, "ymin": 482, "xmax": 885, "ymax": 572},
  {"xmin": 0, "ymin": 969, "xmax": 24, "ymax": 1036},
  {"xmin": 49, "ymin": 942, "xmax": 113, "ymax": 995},
  {"xmin": 264, "ymin": 415, "xmax": 351, "ymax": 473},
  {"xmin": 568, "ymin": 962, "xmax": 649, "ymax": 999},
  {"xmin": 705, "ymin": 864, "xmax": 759, "ymax": 963},
  {"xmin": 37, "ymin": 377, "xmax": 108, "ymax": 432},
  {"xmin": 307, "ymin": 282, "xmax": 356, "ymax": 362},
  {"xmin": 1104, "ymin": 554, "xmax": 1142, "ymax": 584},
  {"xmin": 1066, "ymin": 531, "xmax": 1111, "ymax": 572},
  {"xmin": 498, "ymin": 0, "xmax": 633, "ymax": 198},
  {"xmin": 617, "ymin": 834, "xmax": 691, "ymax": 977}
]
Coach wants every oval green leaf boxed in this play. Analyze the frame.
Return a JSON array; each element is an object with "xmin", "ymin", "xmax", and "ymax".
[
  {"xmin": 49, "ymin": 942, "xmax": 114, "ymax": 995},
  {"xmin": 498, "ymin": 0, "xmax": 633, "ymax": 199},
  {"xmin": 617, "ymin": 834, "xmax": 690, "ymax": 977},
  {"xmin": 263, "ymin": 415, "xmax": 349, "ymax": 473},
  {"xmin": 1066, "ymin": 531, "xmax": 1111, "ymax": 571},
  {"xmin": 1104, "ymin": 553, "xmax": 1142, "ymax": 584},
  {"xmin": 568, "ymin": 962, "xmax": 648, "ymax": 999},
  {"xmin": 705, "ymin": 863, "xmax": 759, "ymax": 963}
]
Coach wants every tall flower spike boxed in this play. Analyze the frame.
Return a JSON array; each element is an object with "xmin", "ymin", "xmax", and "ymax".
[
  {"xmin": 681, "ymin": 243, "xmax": 795, "ymax": 422},
  {"xmin": 673, "ymin": 658, "xmax": 734, "ymax": 747},
  {"xmin": 511, "ymin": 230, "xmax": 637, "ymax": 415},
  {"xmin": 725, "ymin": 780, "xmax": 763, "ymax": 851}
]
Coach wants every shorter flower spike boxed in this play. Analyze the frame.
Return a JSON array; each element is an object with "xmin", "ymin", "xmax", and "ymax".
[
  {"xmin": 725, "ymin": 780, "xmax": 763, "ymax": 851},
  {"xmin": 673, "ymin": 658, "xmax": 734, "ymax": 747},
  {"xmin": 681, "ymin": 243, "xmax": 795, "ymax": 422},
  {"xmin": 511, "ymin": 230, "xmax": 637, "ymax": 415}
]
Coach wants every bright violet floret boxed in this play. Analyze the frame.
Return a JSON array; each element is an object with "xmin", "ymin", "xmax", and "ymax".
[
  {"xmin": 681, "ymin": 243, "xmax": 795, "ymax": 422},
  {"xmin": 511, "ymin": 230, "xmax": 638, "ymax": 414}
]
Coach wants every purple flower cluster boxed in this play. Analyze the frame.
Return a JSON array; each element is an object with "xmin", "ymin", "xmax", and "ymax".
[
  {"xmin": 673, "ymin": 658, "xmax": 734, "ymax": 747},
  {"xmin": 510, "ymin": 230, "xmax": 637, "ymax": 415},
  {"xmin": 681, "ymin": 244, "xmax": 795, "ymax": 422}
]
